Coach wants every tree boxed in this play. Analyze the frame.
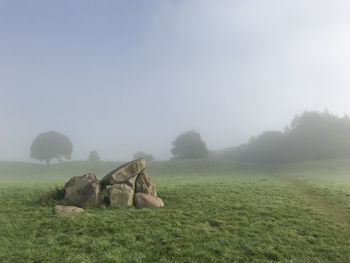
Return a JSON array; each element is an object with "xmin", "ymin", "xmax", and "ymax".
[
  {"xmin": 217, "ymin": 110, "xmax": 350, "ymax": 164},
  {"xmin": 230, "ymin": 131, "xmax": 288, "ymax": 163},
  {"xmin": 88, "ymin": 150, "xmax": 101, "ymax": 162},
  {"xmin": 287, "ymin": 110, "xmax": 350, "ymax": 161},
  {"xmin": 171, "ymin": 130, "xmax": 209, "ymax": 159},
  {"xmin": 133, "ymin": 151, "xmax": 154, "ymax": 162},
  {"xmin": 30, "ymin": 131, "xmax": 73, "ymax": 164}
]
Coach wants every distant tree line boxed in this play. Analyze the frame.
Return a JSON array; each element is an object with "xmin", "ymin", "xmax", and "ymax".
[
  {"xmin": 31, "ymin": 111, "xmax": 350, "ymax": 165},
  {"xmin": 216, "ymin": 111, "xmax": 350, "ymax": 164}
]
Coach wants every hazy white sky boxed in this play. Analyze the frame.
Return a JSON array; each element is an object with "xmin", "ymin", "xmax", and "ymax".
[{"xmin": 1, "ymin": 0, "xmax": 350, "ymax": 161}]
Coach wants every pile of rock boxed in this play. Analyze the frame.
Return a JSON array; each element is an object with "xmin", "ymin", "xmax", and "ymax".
[{"xmin": 54, "ymin": 159, "xmax": 163, "ymax": 215}]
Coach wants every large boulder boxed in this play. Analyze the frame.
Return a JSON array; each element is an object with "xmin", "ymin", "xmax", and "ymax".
[
  {"xmin": 135, "ymin": 171, "xmax": 157, "ymax": 197},
  {"xmin": 54, "ymin": 205, "xmax": 85, "ymax": 216},
  {"xmin": 101, "ymin": 159, "xmax": 146, "ymax": 186},
  {"xmin": 134, "ymin": 193, "xmax": 164, "ymax": 209},
  {"xmin": 123, "ymin": 180, "xmax": 134, "ymax": 189},
  {"xmin": 64, "ymin": 173, "xmax": 101, "ymax": 208},
  {"xmin": 107, "ymin": 183, "xmax": 134, "ymax": 207}
]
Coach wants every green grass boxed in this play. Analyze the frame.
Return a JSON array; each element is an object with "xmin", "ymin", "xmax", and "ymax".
[{"xmin": 1, "ymin": 160, "xmax": 350, "ymax": 262}]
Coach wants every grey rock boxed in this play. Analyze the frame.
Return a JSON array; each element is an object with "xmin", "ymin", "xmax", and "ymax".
[
  {"xmin": 123, "ymin": 179, "xmax": 134, "ymax": 189},
  {"xmin": 134, "ymin": 193, "xmax": 164, "ymax": 209},
  {"xmin": 64, "ymin": 173, "xmax": 101, "ymax": 208},
  {"xmin": 101, "ymin": 159, "xmax": 146, "ymax": 186},
  {"xmin": 54, "ymin": 205, "xmax": 85, "ymax": 216},
  {"xmin": 135, "ymin": 170, "xmax": 157, "ymax": 197},
  {"xmin": 107, "ymin": 183, "xmax": 134, "ymax": 207}
]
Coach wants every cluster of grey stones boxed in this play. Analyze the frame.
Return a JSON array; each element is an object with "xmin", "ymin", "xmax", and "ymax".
[{"xmin": 54, "ymin": 159, "xmax": 164, "ymax": 216}]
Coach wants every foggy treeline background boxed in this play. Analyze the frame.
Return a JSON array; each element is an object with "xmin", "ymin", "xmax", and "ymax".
[
  {"xmin": 213, "ymin": 110, "xmax": 350, "ymax": 164},
  {"xmin": 28, "ymin": 110, "xmax": 350, "ymax": 165}
]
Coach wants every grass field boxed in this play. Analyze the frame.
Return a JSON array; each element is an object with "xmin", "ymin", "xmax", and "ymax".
[{"xmin": 1, "ymin": 160, "xmax": 350, "ymax": 262}]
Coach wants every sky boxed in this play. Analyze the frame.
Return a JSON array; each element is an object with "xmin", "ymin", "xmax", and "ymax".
[{"xmin": 1, "ymin": 0, "xmax": 350, "ymax": 161}]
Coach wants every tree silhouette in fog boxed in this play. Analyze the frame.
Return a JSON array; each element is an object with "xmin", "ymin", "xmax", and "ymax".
[
  {"xmin": 88, "ymin": 150, "xmax": 100, "ymax": 162},
  {"xmin": 30, "ymin": 131, "xmax": 73, "ymax": 164},
  {"xmin": 133, "ymin": 151, "xmax": 154, "ymax": 162},
  {"xmin": 220, "ymin": 111, "xmax": 350, "ymax": 164},
  {"xmin": 171, "ymin": 131, "xmax": 208, "ymax": 159}
]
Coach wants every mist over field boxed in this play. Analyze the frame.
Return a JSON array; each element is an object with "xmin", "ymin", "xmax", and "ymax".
[
  {"xmin": 2, "ymin": 2, "xmax": 350, "ymax": 262},
  {"xmin": 1, "ymin": 0, "xmax": 350, "ymax": 162}
]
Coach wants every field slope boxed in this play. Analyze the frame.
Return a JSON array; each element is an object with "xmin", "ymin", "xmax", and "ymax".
[{"xmin": 0, "ymin": 160, "xmax": 350, "ymax": 262}]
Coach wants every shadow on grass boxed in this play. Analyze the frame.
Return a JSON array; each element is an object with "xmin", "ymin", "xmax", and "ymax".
[{"xmin": 39, "ymin": 185, "xmax": 65, "ymax": 206}]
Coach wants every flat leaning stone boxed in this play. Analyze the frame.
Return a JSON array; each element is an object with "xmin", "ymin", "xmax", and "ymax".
[{"xmin": 101, "ymin": 159, "xmax": 146, "ymax": 186}]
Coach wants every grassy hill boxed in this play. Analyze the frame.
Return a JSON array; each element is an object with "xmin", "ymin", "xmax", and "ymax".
[{"xmin": 0, "ymin": 159, "xmax": 350, "ymax": 262}]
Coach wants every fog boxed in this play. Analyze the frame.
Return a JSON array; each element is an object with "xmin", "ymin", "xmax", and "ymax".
[{"xmin": 1, "ymin": 0, "xmax": 350, "ymax": 161}]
